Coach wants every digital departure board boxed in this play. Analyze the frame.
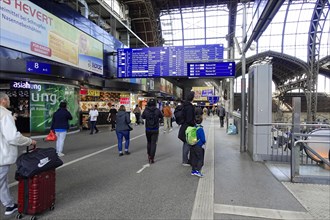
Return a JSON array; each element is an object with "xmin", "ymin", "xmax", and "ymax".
[
  {"xmin": 187, "ymin": 62, "xmax": 235, "ymax": 78},
  {"xmin": 117, "ymin": 44, "xmax": 224, "ymax": 78}
]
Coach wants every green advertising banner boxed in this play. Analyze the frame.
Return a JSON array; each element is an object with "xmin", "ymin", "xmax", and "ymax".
[{"xmin": 30, "ymin": 83, "xmax": 79, "ymax": 134}]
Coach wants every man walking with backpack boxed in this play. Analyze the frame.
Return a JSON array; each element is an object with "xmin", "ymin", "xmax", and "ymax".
[
  {"xmin": 141, "ymin": 99, "xmax": 163, "ymax": 164},
  {"xmin": 177, "ymin": 91, "xmax": 196, "ymax": 166}
]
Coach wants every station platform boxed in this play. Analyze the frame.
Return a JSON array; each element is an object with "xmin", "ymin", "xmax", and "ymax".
[{"xmin": 1, "ymin": 116, "xmax": 329, "ymax": 219}]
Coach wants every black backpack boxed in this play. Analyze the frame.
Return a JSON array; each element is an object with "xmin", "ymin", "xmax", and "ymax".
[
  {"xmin": 174, "ymin": 105, "xmax": 185, "ymax": 125},
  {"xmin": 146, "ymin": 109, "xmax": 158, "ymax": 129}
]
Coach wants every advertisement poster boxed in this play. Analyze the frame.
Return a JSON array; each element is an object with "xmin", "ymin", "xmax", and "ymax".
[
  {"xmin": 0, "ymin": 0, "xmax": 103, "ymax": 74},
  {"xmin": 30, "ymin": 83, "xmax": 79, "ymax": 134},
  {"xmin": 192, "ymin": 86, "xmax": 214, "ymax": 101}
]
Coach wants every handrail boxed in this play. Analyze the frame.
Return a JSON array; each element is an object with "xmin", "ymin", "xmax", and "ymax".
[
  {"xmin": 294, "ymin": 140, "xmax": 330, "ymax": 166},
  {"xmin": 254, "ymin": 123, "xmax": 330, "ymax": 127}
]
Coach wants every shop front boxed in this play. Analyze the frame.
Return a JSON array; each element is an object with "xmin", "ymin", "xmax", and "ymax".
[
  {"xmin": 79, "ymin": 88, "xmax": 132, "ymax": 129},
  {"xmin": 1, "ymin": 80, "xmax": 80, "ymax": 135}
]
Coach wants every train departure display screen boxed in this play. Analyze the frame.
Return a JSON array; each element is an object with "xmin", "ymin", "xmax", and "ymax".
[
  {"xmin": 117, "ymin": 44, "xmax": 224, "ymax": 78},
  {"xmin": 187, "ymin": 62, "xmax": 235, "ymax": 78}
]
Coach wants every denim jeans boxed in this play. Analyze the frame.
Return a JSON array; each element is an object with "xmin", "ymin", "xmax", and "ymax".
[
  {"xmin": 90, "ymin": 121, "xmax": 99, "ymax": 134},
  {"xmin": 116, "ymin": 130, "xmax": 130, "ymax": 152},
  {"xmin": 55, "ymin": 131, "xmax": 67, "ymax": 154},
  {"xmin": 182, "ymin": 142, "xmax": 190, "ymax": 164}
]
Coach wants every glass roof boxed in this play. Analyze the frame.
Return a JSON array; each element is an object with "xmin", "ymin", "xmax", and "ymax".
[
  {"xmin": 159, "ymin": 0, "xmax": 330, "ymax": 92},
  {"xmin": 160, "ymin": 0, "xmax": 329, "ymax": 62}
]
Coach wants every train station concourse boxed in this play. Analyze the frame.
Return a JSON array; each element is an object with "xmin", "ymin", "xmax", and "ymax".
[{"xmin": 0, "ymin": 0, "xmax": 329, "ymax": 219}]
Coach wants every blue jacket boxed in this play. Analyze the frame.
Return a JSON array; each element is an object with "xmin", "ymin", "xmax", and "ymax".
[
  {"xmin": 196, "ymin": 125, "xmax": 206, "ymax": 147},
  {"xmin": 51, "ymin": 108, "xmax": 72, "ymax": 130}
]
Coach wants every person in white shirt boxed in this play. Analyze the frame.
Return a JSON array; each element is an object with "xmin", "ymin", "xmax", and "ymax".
[
  {"xmin": 89, "ymin": 105, "xmax": 99, "ymax": 134},
  {"xmin": 0, "ymin": 93, "xmax": 37, "ymax": 216}
]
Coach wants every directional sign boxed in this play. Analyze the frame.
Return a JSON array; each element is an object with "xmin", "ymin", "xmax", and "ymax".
[
  {"xmin": 187, "ymin": 62, "xmax": 235, "ymax": 77},
  {"xmin": 208, "ymin": 96, "xmax": 220, "ymax": 104},
  {"xmin": 26, "ymin": 61, "xmax": 51, "ymax": 74}
]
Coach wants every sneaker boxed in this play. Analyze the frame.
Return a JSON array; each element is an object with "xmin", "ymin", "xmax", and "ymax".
[
  {"xmin": 57, "ymin": 152, "xmax": 65, "ymax": 157},
  {"xmin": 182, "ymin": 163, "xmax": 190, "ymax": 167},
  {"xmin": 119, "ymin": 152, "xmax": 124, "ymax": 156},
  {"xmin": 5, "ymin": 203, "xmax": 18, "ymax": 215},
  {"xmin": 191, "ymin": 170, "xmax": 197, "ymax": 176},
  {"xmin": 125, "ymin": 151, "xmax": 130, "ymax": 155},
  {"xmin": 194, "ymin": 171, "xmax": 204, "ymax": 178}
]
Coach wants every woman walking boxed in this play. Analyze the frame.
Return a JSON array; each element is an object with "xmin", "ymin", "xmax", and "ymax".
[
  {"xmin": 51, "ymin": 101, "xmax": 72, "ymax": 157},
  {"xmin": 115, "ymin": 105, "xmax": 131, "ymax": 156}
]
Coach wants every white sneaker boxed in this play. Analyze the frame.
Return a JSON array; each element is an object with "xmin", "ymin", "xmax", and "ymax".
[
  {"xmin": 57, "ymin": 152, "xmax": 65, "ymax": 157},
  {"xmin": 182, "ymin": 163, "xmax": 190, "ymax": 167}
]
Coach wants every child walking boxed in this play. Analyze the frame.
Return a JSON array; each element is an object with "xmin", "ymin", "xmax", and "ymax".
[{"xmin": 190, "ymin": 115, "xmax": 206, "ymax": 177}]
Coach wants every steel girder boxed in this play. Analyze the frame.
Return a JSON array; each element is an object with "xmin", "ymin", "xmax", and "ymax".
[{"xmin": 306, "ymin": 0, "xmax": 329, "ymax": 122}]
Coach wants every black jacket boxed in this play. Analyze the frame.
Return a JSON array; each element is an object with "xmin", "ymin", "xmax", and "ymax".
[
  {"xmin": 178, "ymin": 101, "xmax": 195, "ymax": 142},
  {"xmin": 51, "ymin": 108, "xmax": 72, "ymax": 130},
  {"xmin": 141, "ymin": 106, "xmax": 163, "ymax": 131}
]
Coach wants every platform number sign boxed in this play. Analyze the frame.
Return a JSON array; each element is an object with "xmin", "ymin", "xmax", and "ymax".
[{"xmin": 26, "ymin": 61, "xmax": 51, "ymax": 74}]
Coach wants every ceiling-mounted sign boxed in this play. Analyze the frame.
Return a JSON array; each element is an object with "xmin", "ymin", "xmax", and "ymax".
[
  {"xmin": 187, "ymin": 62, "xmax": 235, "ymax": 77},
  {"xmin": 117, "ymin": 44, "xmax": 224, "ymax": 78},
  {"xmin": 207, "ymin": 96, "xmax": 220, "ymax": 104},
  {"xmin": 26, "ymin": 61, "xmax": 51, "ymax": 74}
]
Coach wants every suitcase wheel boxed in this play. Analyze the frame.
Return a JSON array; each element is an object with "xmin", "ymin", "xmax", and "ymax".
[{"xmin": 16, "ymin": 213, "xmax": 37, "ymax": 220}]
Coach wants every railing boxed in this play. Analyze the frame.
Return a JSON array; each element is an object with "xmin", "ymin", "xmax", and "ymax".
[{"xmin": 255, "ymin": 122, "xmax": 330, "ymax": 183}]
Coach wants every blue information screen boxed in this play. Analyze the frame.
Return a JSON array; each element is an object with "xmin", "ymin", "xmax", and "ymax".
[
  {"xmin": 187, "ymin": 62, "xmax": 235, "ymax": 78},
  {"xmin": 26, "ymin": 61, "xmax": 51, "ymax": 74},
  {"xmin": 117, "ymin": 44, "xmax": 224, "ymax": 78}
]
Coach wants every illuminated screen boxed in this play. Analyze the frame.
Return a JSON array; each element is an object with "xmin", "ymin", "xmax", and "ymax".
[{"xmin": 0, "ymin": 0, "xmax": 103, "ymax": 74}]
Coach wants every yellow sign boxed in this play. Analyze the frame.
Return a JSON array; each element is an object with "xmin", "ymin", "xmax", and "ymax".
[
  {"xmin": 191, "ymin": 86, "xmax": 214, "ymax": 101},
  {"xmin": 87, "ymin": 89, "xmax": 100, "ymax": 97}
]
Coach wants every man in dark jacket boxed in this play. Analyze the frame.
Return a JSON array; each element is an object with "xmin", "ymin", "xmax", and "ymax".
[
  {"xmin": 141, "ymin": 99, "xmax": 163, "ymax": 164},
  {"xmin": 178, "ymin": 91, "xmax": 195, "ymax": 166},
  {"xmin": 51, "ymin": 102, "xmax": 73, "ymax": 157},
  {"xmin": 218, "ymin": 104, "xmax": 226, "ymax": 127}
]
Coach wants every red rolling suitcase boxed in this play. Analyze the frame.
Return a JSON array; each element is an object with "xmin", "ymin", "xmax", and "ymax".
[{"xmin": 16, "ymin": 169, "xmax": 56, "ymax": 219}]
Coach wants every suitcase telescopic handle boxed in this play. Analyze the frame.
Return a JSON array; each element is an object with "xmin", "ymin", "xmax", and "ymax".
[{"xmin": 26, "ymin": 144, "xmax": 37, "ymax": 153}]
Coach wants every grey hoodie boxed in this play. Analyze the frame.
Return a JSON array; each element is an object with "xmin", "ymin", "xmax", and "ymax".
[{"xmin": 115, "ymin": 110, "xmax": 131, "ymax": 131}]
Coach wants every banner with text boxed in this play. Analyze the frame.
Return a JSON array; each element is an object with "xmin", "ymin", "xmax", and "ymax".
[
  {"xmin": 191, "ymin": 86, "xmax": 214, "ymax": 101},
  {"xmin": 0, "ymin": 0, "xmax": 103, "ymax": 74},
  {"xmin": 30, "ymin": 83, "xmax": 79, "ymax": 134}
]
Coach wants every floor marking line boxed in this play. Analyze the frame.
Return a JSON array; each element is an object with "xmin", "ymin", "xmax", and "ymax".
[
  {"xmin": 191, "ymin": 118, "xmax": 215, "ymax": 220},
  {"xmin": 136, "ymin": 163, "xmax": 150, "ymax": 173},
  {"xmin": 214, "ymin": 203, "xmax": 313, "ymax": 219},
  {"xmin": 9, "ymin": 133, "xmax": 145, "ymax": 188}
]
